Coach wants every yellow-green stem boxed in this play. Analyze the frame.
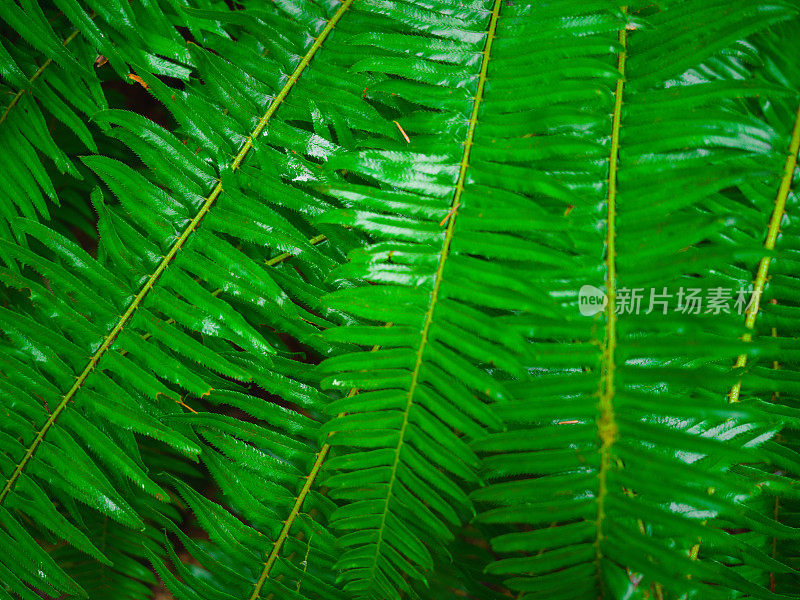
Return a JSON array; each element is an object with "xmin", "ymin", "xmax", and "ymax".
[
  {"xmin": 241, "ymin": 7, "xmax": 358, "ymax": 597},
  {"xmin": 362, "ymin": 0, "xmax": 503, "ymax": 586},
  {"xmin": 728, "ymin": 97, "xmax": 800, "ymax": 402},
  {"xmin": 0, "ymin": 26, "xmax": 83, "ymax": 126},
  {"xmin": 686, "ymin": 96, "xmax": 800, "ymax": 578},
  {"xmin": 594, "ymin": 6, "xmax": 627, "ymax": 576},
  {"xmin": 248, "ymin": 442, "xmax": 332, "ymax": 600}
]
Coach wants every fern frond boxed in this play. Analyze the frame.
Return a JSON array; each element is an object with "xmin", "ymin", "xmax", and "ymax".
[
  {"xmin": 313, "ymin": 1, "xmax": 544, "ymax": 597},
  {"xmin": 0, "ymin": 0, "xmax": 209, "ymax": 248},
  {"xmin": 0, "ymin": 0, "xmax": 385, "ymax": 596},
  {"xmin": 471, "ymin": 2, "xmax": 800, "ymax": 599},
  {"xmin": 726, "ymin": 20, "xmax": 800, "ymax": 594}
]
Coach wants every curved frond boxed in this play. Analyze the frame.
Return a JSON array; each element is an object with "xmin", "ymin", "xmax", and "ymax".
[
  {"xmin": 471, "ymin": 2, "xmax": 800, "ymax": 598},
  {"xmin": 0, "ymin": 0, "xmax": 385, "ymax": 596},
  {"xmin": 0, "ymin": 0, "xmax": 210, "ymax": 247},
  {"xmin": 315, "ymin": 1, "xmax": 541, "ymax": 597}
]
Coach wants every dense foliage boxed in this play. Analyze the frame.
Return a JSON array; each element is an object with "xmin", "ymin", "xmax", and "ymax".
[{"xmin": 1, "ymin": 0, "xmax": 799, "ymax": 598}]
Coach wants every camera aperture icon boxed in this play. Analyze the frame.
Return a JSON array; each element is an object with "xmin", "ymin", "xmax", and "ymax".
[{"xmin": 578, "ymin": 285, "xmax": 608, "ymax": 316}]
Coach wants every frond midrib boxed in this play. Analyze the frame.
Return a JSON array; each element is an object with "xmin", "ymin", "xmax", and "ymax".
[
  {"xmin": 0, "ymin": 2, "xmax": 349, "ymax": 510},
  {"xmin": 687, "ymin": 91, "xmax": 800, "ymax": 575},
  {"xmin": 593, "ymin": 8, "xmax": 628, "ymax": 582},
  {"xmin": 728, "ymin": 97, "xmax": 800, "ymax": 402},
  {"xmin": 363, "ymin": 0, "xmax": 505, "ymax": 588},
  {"xmin": 0, "ymin": 24, "xmax": 83, "ymax": 126},
  {"xmin": 239, "ymin": 1, "xmax": 358, "ymax": 595}
]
